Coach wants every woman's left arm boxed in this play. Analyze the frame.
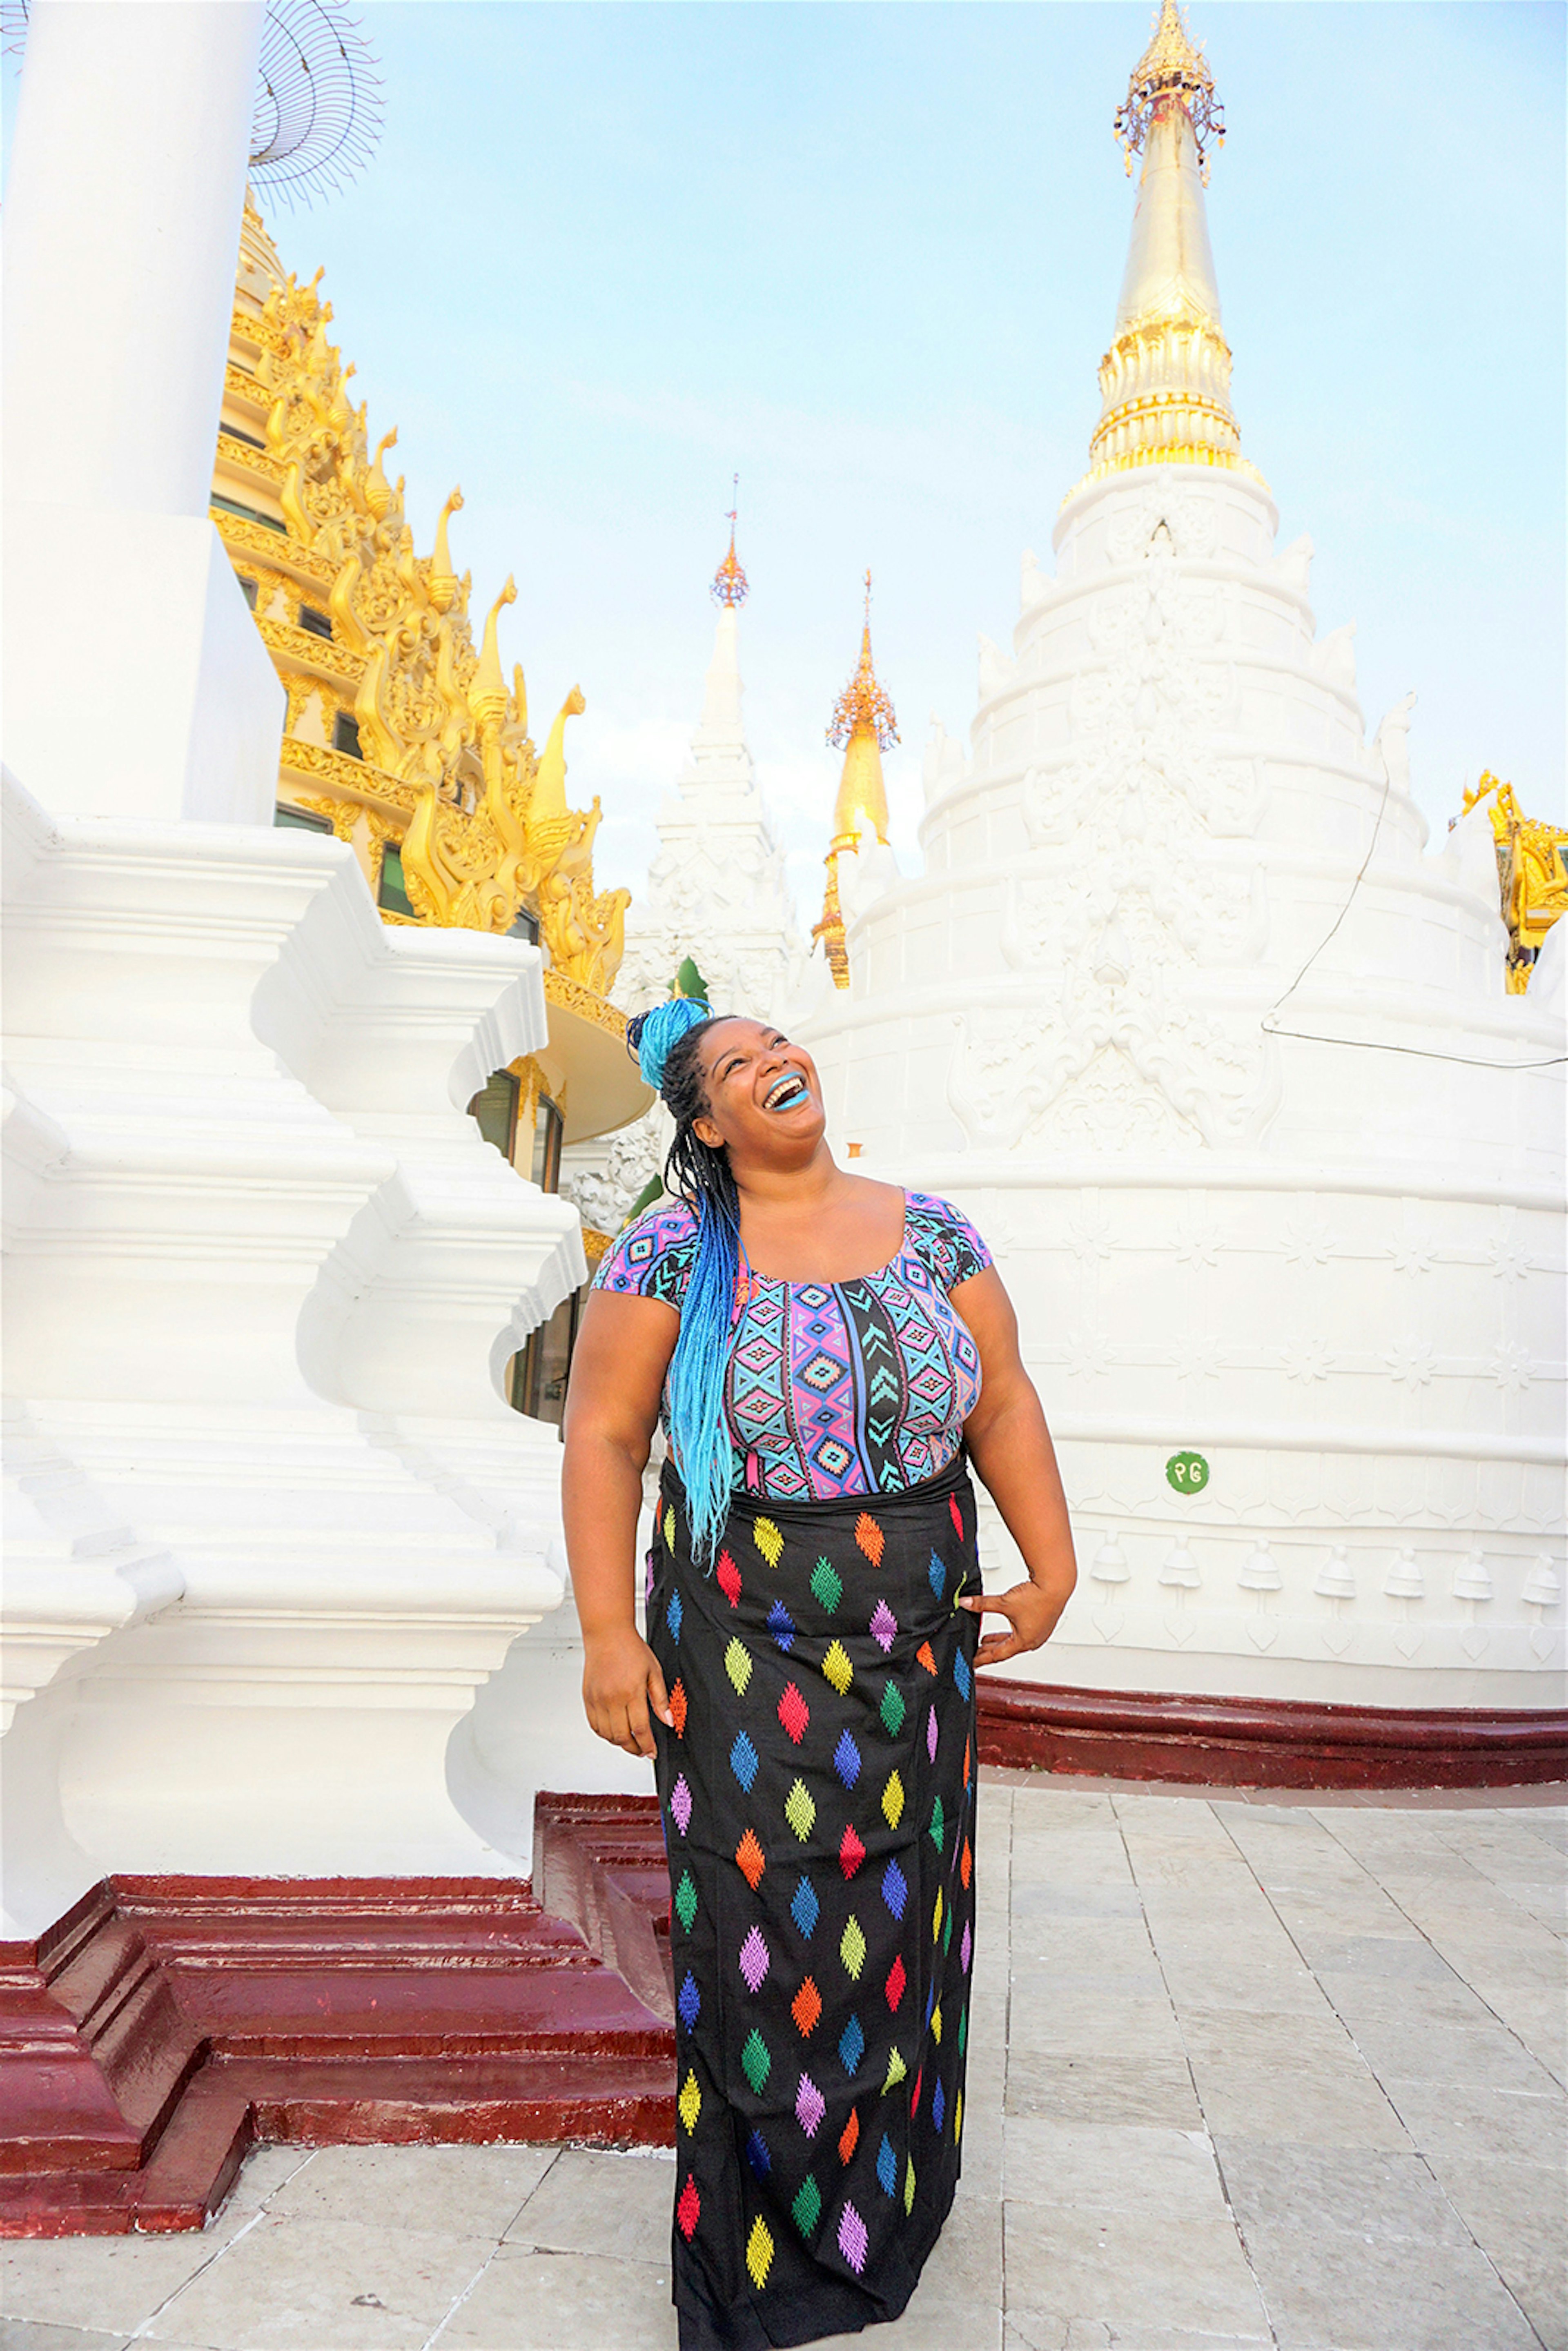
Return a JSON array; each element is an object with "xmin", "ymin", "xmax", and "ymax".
[{"xmin": 952, "ymin": 1265, "xmax": 1078, "ymax": 1667}]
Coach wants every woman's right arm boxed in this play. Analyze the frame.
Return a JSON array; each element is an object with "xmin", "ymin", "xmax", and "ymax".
[{"xmin": 561, "ymin": 1288, "xmax": 680, "ymax": 1759}]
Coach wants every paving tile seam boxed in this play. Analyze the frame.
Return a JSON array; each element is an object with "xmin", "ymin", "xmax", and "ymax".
[
  {"xmin": 1097, "ymin": 1797, "xmax": 1283, "ymax": 2351},
  {"xmin": 116, "ymin": 2204, "xmax": 272, "ymax": 2345},
  {"xmin": 1207, "ymin": 1807, "xmax": 1559, "ymax": 2351},
  {"xmin": 1312, "ymin": 1806, "xmax": 1568, "ymax": 2086},
  {"xmin": 418, "ymin": 2147, "xmax": 570, "ymax": 2350}
]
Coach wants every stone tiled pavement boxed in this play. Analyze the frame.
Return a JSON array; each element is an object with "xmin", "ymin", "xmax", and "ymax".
[{"xmin": 4, "ymin": 1774, "xmax": 1564, "ymax": 2351}]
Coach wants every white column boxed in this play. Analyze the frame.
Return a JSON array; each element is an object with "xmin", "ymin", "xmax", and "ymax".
[{"xmin": 1, "ymin": 0, "xmax": 283, "ymax": 823}]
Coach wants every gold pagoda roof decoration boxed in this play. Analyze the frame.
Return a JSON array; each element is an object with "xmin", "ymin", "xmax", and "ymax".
[
  {"xmin": 216, "ymin": 203, "xmax": 630, "ymax": 1000},
  {"xmin": 1116, "ymin": 0, "xmax": 1224, "ymax": 181},
  {"xmin": 711, "ymin": 478, "xmax": 749, "ymax": 609},
  {"xmin": 815, "ymin": 576, "xmax": 899, "ymax": 991},
  {"xmin": 1460, "ymin": 773, "xmax": 1568, "ymax": 994}
]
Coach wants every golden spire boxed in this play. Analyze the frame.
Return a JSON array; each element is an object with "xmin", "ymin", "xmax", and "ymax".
[
  {"xmin": 1070, "ymin": 1, "xmax": 1264, "ymax": 497},
  {"xmin": 711, "ymin": 475, "xmax": 749, "ymax": 608},
  {"xmin": 826, "ymin": 572, "xmax": 897, "ymax": 850},
  {"xmin": 815, "ymin": 576, "xmax": 898, "ymax": 990}
]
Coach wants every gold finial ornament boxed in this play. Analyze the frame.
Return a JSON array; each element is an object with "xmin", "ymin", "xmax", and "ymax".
[
  {"xmin": 816, "ymin": 575, "xmax": 899, "ymax": 990},
  {"xmin": 711, "ymin": 476, "xmax": 750, "ymax": 609},
  {"xmin": 1069, "ymin": 0, "xmax": 1265, "ymax": 498},
  {"xmin": 827, "ymin": 574, "xmax": 899, "ymax": 766},
  {"xmin": 1115, "ymin": 0, "xmax": 1224, "ymax": 180},
  {"xmin": 1459, "ymin": 774, "xmax": 1568, "ymax": 993}
]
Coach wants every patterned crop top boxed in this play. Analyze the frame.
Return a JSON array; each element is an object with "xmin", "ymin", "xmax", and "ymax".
[{"xmin": 591, "ymin": 1190, "xmax": 993, "ymax": 1504}]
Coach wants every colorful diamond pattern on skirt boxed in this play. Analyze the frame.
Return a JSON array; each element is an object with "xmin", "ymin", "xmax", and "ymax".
[
  {"xmin": 785, "ymin": 1780, "xmax": 817, "ymax": 1842},
  {"xmin": 821, "ymin": 1640, "xmax": 853, "ymax": 1695},
  {"xmin": 753, "ymin": 1516, "xmax": 784, "ymax": 1567},
  {"xmin": 746, "ymin": 2216, "xmax": 775, "ymax": 2288},
  {"xmin": 647, "ymin": 1456, "xmax": 980, "ymax": 2346},
  {"xmin": 778, "ymin": 1682, "xmax": 810, "ymax": 1744},
  {"xmin": 795, "ymin": 2073, "xmax": 826, "ymax": 2137},
  {"xmin": 838, "ymin": 2200, "xmax": 870, "ymax": 2274},
  {"xmin": 735, "ymin": 1830, "xmax": 766, "ymax": 1891},
  {"xmin": 739, "ymin": 1926, "xmax": 770, "ymax": 1994},
  {"xmin": 791, "ymin": 1875, "xmax": 820, "ymax": 1937},
  {"xmin": 792, "ymin": 1976, "xmax": 823, "ymax": 2036},
  {"xmin": 717, "ymin": 1552, "xmax": 742, "ymax": 1608},
  {"xmin": 742, "ymin": 2030, "xmax": 771, "ymax": 2093},
  {"xmin": 811, "ymin": 1559, "xmax": 843, "ymax": 1613}
]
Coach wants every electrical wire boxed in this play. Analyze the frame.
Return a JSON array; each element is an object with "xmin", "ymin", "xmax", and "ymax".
[{"xmin": 1259, "ymin": 759, "xmax": 1566, "ymax": 1071}]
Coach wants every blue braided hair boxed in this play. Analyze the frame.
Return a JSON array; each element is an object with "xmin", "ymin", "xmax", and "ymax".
[{"xmin": 625, "ymin": 995, "xmax": 748, "ymax": 1565}]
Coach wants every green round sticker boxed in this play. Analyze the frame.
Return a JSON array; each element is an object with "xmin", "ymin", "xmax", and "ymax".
[{"xmin": 1166, "ymin": 1450, "xmax": 1210, "ymax": 1494}]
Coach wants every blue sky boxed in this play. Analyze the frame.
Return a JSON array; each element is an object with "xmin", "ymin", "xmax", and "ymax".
[{"xmin": 11, "ymin": 2, "xmax": 1563, "ymax": 904}]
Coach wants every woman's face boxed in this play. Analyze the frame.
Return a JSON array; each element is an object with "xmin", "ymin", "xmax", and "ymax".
[{"xmin": 690, "ymin": 1019, "xmax": 827, "ymax": 1161}]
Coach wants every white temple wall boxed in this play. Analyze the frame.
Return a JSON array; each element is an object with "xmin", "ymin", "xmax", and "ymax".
[{"xmin": 1, "ymin": 775, "xmax": 586, "ymax": 1930}]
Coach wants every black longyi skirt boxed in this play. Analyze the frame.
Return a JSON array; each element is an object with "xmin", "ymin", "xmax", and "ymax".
[{"xmin": 647, "ymin": 1454, "xmax": 982, "ymax": 2350}]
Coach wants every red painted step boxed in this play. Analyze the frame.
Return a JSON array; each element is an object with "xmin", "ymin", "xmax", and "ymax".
[{"xmin": 0, "ymin": 1797, "xmax": 677, "ymax": 2235}]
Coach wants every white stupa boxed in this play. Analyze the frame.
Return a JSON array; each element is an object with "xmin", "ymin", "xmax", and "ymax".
[
  {"xmin": 800, "ymin": 2, "xmax": 1565, "ymax": 1711},
  {"xmin": 616, "ymin": 503, "xmax": 802, "ymax": 1023},
  {"xmin": 564, "ymin": 510, "xmax": 803, "ymax": 1233}
]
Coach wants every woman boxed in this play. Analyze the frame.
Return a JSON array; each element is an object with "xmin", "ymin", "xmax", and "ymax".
[{"xmin": 562, "ymin": 999, "xmax": 1076, "ymax": 2351}]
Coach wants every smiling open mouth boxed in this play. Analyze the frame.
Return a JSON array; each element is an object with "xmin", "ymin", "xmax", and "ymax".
[{"xmin": 764, "ymin": 1071, "xmax": 810, "ymax": 1112}]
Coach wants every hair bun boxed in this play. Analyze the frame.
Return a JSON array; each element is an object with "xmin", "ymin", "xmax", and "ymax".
[{"xmin": 626, "ymin": 994, "xmax": 712, "ymax": 1091}]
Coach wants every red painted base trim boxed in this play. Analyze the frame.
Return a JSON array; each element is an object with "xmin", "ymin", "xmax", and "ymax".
[
  {"xmin": 0, "ymin": 1845, "xmax": 674, "ymax": 2237},
  {"xmin": 976, "ymin": 1678, "xmax": 1568, "ymax": 1790}
]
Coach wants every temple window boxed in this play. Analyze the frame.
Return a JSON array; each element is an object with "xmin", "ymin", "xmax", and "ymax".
[
  {"xmin": 511, "ymin": 1289, "xmax": 581, "ymax": 1427},
  {"xmin": 530, "ymin": 1095, "xmax": 565, "ymax": 1195},
  {"xmin": 298, "ymin": 604, "xmax": 332, "ymax": 640},
  {"xmin": 224, "ymin": 423, "xmax": 267, "ymax": 452},
  {"xmin": 333, "ymin": 711, "xmax": 362, "ymax": 758},
  {"xmin": 274, "ymin": 803, "xmax": 332, "ymax": 834},
  {"xmin": 211, "ymin": 491, "xmax": 285, "ymax": 535},
  {"xmin": 238, "ymin": 575, "xmax": 258, "ymax": 610},
  {"xmin": 508, "ymin": 904, "xmax": 540, "ymax": 944},
  {"xmin": 377, "ymin": 844, "xmax": 414, "ymax": 917},
  {"xmin": 468, "ymin": 1069, "xmax": 521, "ymax": 1162}
]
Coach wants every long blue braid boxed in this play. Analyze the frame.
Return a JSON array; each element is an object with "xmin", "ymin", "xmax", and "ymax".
[{"xmin": 626, "ymin": 996, "xmax": 749, "ymax": 1565}]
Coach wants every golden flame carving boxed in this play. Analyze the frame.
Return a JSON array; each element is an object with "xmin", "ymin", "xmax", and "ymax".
[{"xmin": 221, "ymin": 209, "xmax": 628, "ymax": 984}]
